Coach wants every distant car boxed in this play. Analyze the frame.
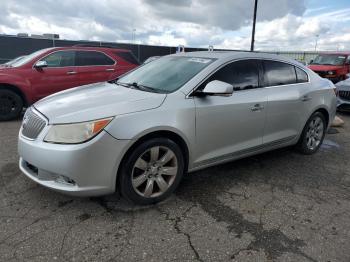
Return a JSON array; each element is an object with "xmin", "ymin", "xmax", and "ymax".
[
  {"xmin": 308, "ymin": 53, "xmax": 350, "ymax": 83},
  {"xmin": 0, "ymin": 46, "xmax": 139, "ymax": 120},
  {"xmin": 143, "ymin": 56, "xmax": 161, "ymax": 64},
  {"xmin": 335, "ymin": 77, "xmax": 350, "ymax": 111},
  {"xmin": 18, "ymin": 51, "xmax": 336, "ymax": 205}
]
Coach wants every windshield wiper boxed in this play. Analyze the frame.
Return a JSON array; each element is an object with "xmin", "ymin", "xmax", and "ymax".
[
  {"xmin": 129, "ymin": 82, "xmax": 162, "ymax": 93},
  {"xmin": 115, "ymin": 81, "xmax": 162, "ymax": 93}
]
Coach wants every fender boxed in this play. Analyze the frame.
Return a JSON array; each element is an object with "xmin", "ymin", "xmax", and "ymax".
[{"xmin": 0, "ymin": 72, "xmax": 33, "ymax": 104}]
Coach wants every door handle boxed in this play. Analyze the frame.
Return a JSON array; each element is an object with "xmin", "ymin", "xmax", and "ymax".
[
  {"xmin": 301, "ymin": 95, "xmax": 311, "ymax": 102},
  {"xmin": 67, "ymin": 71, "xmax": 77, "ymax": 75},
  {"xmin": 105, "ymin": 68, "xmax": 115, "ymax": 72},
  {"xmin": 251, "ymin": 104, "xmax": 264, "ymax": 112}
]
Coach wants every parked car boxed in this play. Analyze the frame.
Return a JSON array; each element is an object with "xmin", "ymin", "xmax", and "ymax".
[
  {"xmin": 335, "ymin": 77, "xmax": 350, "ymax": 111},
  {"xmin": 0, "ymin": 46, "xmax": 139, "ymax": 120},
  {"xmin": 18, "ymin": 51, "xmax": 337, "ymax": 205},
  {"xmin": 308, "ymin": 53, "xmax": 350, "ymax": 83}
]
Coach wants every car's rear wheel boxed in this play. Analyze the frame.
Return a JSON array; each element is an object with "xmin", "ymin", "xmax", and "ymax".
[
  {"xmin": 119, "ymin": 138, "xmax": 184, "ymax": 205},
  {"xmin": 0, "ymin": 90, "xmax": 23, "ymax": 121},
  {"xmin": 296, "ymin": 112, "xmax": 326, "ymax": 154}
]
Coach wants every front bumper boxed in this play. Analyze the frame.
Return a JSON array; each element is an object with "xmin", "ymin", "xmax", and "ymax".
[
  {"xmin": 337, "ymin": 97, "xmax": 350, "ymax": 112},
  {"xmin": 18, "ymin": 128, "xmax": 130, "ymax": 197}
]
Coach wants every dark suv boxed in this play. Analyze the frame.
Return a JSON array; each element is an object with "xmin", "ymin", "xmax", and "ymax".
[{"xmin": 0, "ymin": 46, "xmax": 139, "ymax": 120}]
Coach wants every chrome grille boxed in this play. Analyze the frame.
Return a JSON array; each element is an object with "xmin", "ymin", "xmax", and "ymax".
[
  {"xmin": 21, "ymin": 108, "xmax": 46, "ymax": 139},
  {"xmin": 339, "ymin": 90, "xmax": 350, "ymax": 101}
]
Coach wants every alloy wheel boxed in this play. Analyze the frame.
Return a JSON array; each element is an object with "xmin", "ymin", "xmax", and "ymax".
[
  {"xmin": 131, "ymin": 146, "xmax": 178, "ymax": 198},
  {"xmin": 305, "ymin": 116, "xmax": 324, "ymax": 151}
]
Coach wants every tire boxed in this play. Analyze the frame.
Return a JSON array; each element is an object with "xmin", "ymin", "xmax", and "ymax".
[
  {"xmin": 296, "ymin": 112, "xmax": 326, "ymax": 155},
  {"xmin": 119, "ymin": 138, "xmax": 185, "ymax": 205},
  {"xmin": 0, "ymin": 89, "xmax": 23, "ymax": 121}
]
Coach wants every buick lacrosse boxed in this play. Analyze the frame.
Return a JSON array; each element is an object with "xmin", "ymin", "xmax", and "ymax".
[{"xmin": 18, "ymin": 51, "xmax": 337, "ymax": 205}]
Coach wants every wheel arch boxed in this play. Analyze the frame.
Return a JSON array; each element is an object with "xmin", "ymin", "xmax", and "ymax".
[
  {"xmin": 312, "ymin": 107, "xmax": 330, "ymax": 127},
  {"xmin": 0, "ymin": 83, "xmax": 28, "ymax": 106},
  {"xmin": 116, "ymin": 129, "xmax": 191, "ymax": 188}
]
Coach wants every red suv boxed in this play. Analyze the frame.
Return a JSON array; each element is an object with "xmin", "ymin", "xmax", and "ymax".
[
  {"xmin": 308, "ymin": 52, "xmax": 350, "ymax": 83},
  {"xmin": 0, "ymin": 46, "xmax": 139, "ymax": 120}
]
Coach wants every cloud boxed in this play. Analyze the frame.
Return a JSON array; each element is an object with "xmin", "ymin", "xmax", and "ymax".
[{"xmin": 0, "ymin": 0, "xmax": 348, "ymax": 51}]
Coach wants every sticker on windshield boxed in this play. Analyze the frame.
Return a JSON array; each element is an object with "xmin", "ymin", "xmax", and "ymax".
[
  {"xmin": 188, "ymin": 58, "xmax": 212, "ymax": 64},
  {"xmin": 338, "ymin": 56, "xmax": 346, "ymax": 59}
]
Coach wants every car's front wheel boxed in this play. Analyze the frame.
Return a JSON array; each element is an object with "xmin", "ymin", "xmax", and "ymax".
[
  {"xmin": 296, "ymin": 112, "xmax": 326, "ymax": 154},
  {"xmin": 0, "ymin": 89, "xmax": 23, "ymax": 121},
  {"xmin": 119, "ymin": 138, "xmax": 185, "ymax": 205}
]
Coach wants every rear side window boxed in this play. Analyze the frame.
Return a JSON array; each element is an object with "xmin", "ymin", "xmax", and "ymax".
[
  {"xmin": 206, "ymin": 60, "xmax": 259, "ymax": 91},
  {"xmin": 76, "ymin": 51, "xmax": 115, "ymax": 66},
  {"xmin": 263, "ymin": 60, "xmax": 296, "ymax": 86},
  {"xmin": 40, "ymin": 51, "xmax": 75, "ymax": 67},
  {"xmin": 295, "ymin": 67, "xmax": 308, "ymax": 83},
  {"xmin": 115, "ymin": 51, "xmax": 139, "ymax": 65}
]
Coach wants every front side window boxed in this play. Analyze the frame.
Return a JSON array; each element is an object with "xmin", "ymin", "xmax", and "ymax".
[
  {"xmin": 263, "ymin": 60, "xmax": 296, "ymax": 86},
  {"xmin": 118, "ymin": 56, "xmax": 215, "ymax": 93},
  {"xmin": 40, "ymin": 51, "xmax": 75, "ymax": 67},
  {"xmin": 76, "ymin": 51, "xmax": 115, "ymax": 66},
  {"xmin": 205, "ymin": 60, "xmax": 259, "ymax": 91},
  {"xmin": 310, "ymin": 55, "xmax": 346, "ymax": 66}
]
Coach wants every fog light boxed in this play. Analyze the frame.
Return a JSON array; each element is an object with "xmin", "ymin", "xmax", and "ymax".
[{"xmin": 55, "ymin": 175, "xmax": 76, "ymax": 185}]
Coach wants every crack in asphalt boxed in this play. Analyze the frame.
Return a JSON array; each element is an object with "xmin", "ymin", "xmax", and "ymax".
[
  {"xmin": 177, "ymin": 163, "xmax": 318, "ymax": 261},
  {"xmin": 156, "ymin": 205, "xmax": 201, "ymax": 261}
]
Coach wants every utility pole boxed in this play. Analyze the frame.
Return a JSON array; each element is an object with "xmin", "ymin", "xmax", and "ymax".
[
  {"xmin": 314, "ymin": 34, "xmax": 319, "ymax": 51},
  {"xmin": 250, "ymin": 0, "xmax": 258, "ymax": 51}
]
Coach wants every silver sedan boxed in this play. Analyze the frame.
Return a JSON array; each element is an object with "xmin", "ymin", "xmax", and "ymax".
[{"xmin": 18, "ymin": 51, "xmax": 337, "ymax": 205}]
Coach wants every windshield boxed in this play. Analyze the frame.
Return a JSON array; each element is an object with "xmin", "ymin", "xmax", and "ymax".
[
  {"xmin": 311, "ymin": 54, "xmax": 346, "ymax": 66},
  {"xmin": 117, "ymin": 56, "xmax": 215, "ymax": 93},
  {"xmin": 11, "ymin": 48, "xmax": 53, "ymax": 67},
  {"xmin": 4, "ymin": 56, "xmax": 26, "ymax": 66}
]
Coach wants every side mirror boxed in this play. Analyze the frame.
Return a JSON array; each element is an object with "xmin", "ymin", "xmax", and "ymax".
[
  {"xmin": 201, "ymin": 80, "xmax": 233, "ymax": 96},
  {"xmin": 34, "ymin": 61, "xmax": 48, "ymax": 68},
  {"xmin": 309, "ymin": 59, "xmax": 313, "ymax": 64}
]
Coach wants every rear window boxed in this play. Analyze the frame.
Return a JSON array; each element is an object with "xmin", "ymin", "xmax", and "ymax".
[
  {"xmin": 263, "ymin": 60, "xmax": 296, "ymax": 86},
  {"xmin": 76, "ymin": 51, "xmax": 115, "ymax": 66},
  {"xmin": 295, "ymin": 67, "xmax": 308, "ymax": 83},
  {"xmin": 115, "ymin": 51, "xmax": 139, "ymax": 65}
]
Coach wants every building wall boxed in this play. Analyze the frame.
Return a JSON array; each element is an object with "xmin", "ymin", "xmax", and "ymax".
[{"xmin": 0, "ymin": 35, "xmax": 327, "ymax": 64}]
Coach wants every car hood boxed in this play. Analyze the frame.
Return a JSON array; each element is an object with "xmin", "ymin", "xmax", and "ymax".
[
  {"xmin": 34, "ymin": 82, "xmax": 166, "ymax": 124},
  {"xmin": 308, "ymin": 65, "xmax": 343, "ymax": 71},
  {"xmin": 336, "ymin": 77, "xmax": 350, "ymax": 90}
]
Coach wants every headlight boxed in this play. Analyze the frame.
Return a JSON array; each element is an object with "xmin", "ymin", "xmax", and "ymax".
[
  {"xmin": 44, "ymin": 118, "xmax": 113, "ymax": 144},
  {"xmin": 327, "ymin": 71, "xmax": 335, "ymax": 75}
]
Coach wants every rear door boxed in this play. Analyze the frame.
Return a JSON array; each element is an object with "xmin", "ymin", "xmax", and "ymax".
[
  {"xmin": 75, "ymin": 51, "xmax": 116, "ymax": 86},
  {"xmin": 262, "ymin": 60, "xmax": 311, "ymax": 144},
  {"xmin": 29, "ymin": 50, "xmax": 80, "ymax": 100},
  {"xmin": 193, "ymin": 59, "xmax": 268, "ymax": 166}
]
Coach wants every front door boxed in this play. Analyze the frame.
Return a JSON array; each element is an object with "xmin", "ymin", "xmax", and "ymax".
[
  {"xmin": 30, "ymin": 50, "xmax": 80, "ymax": 101},
  {"xmin": 193, "ymin": 59, "xmax": 267, "ymax": 167}
]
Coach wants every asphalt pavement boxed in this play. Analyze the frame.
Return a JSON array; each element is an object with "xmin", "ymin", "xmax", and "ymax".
[{"xmin": 1, "ymin": 114, "xmax": 350, "ymax": 262}]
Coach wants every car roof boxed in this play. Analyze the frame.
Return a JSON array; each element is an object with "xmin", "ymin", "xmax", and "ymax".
[
  {"xmin": 173, "ymin": 51, "xmax": 298, "ymax": 64},
  {"xmin": 317, "ymin": 52, "xmax": 350, "ymax": 56},
  {"xmin": 49, "ymin": 46, "xmax": 131, "ymax": 52}
]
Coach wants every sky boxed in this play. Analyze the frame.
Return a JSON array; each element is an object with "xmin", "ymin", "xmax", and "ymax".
[{"xmin": 0, "ymin": 0, "xmax": 349, "ymax": 51}]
